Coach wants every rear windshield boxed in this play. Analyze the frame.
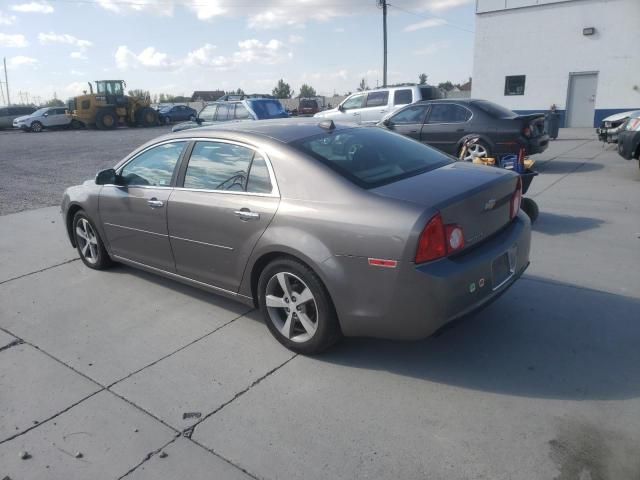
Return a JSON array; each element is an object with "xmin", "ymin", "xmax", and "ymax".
[
  {"xmin": 419, "ymin": 86, "xmax": 441, "ymax": 100},
  {"xmin": 300, "ymin": 100, "xmax": 318, "ymax": 108},
  {"xmin": 290, "ymin": 127, "xmax": 451, "ymax": 189},
  {"xmin": 473, "ymin": 100, "xmax": 517, "ymax": 118},
  {"xmin": 247, "ymin": 99, "xmax": 287, "ymax": 119}
]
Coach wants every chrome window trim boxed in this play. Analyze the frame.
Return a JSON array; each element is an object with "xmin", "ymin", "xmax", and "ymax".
[{"xmin": 179, "ymin": 137, "xmax": 280, "ymax": 197}]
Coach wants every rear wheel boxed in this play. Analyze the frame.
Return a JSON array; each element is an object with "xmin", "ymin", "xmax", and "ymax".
[
  {"xmin": 30, "ymin": 121, "xmax": 43, "ymax": 133},
  {"xmin": 258, "ymin": 258, "xmax": 341, "ymax": 354},
  {"xmin": 72, "ymin": 211, "xmax": 112, "ymax": 269},
  {"xmin": 96, "ymin": 109, "xmax": 117, "ymax": 130},
  {"xmin": 460, "ymin": 139, "xmax": 491, "ymax": 162},
  {"xmin": 136, "ymin": 107, "xmax": 158, "ymax": 127},
  {"xmin": 163, "ymin": 116, "xmax": 171, "ymax": 125},
  {"xmin": 70, "ymin": 119, "xmax": 84, "ymax": 129},
  {"xmin": 521, "ymin": 197, "xmax": 539, "ymax": 223}
]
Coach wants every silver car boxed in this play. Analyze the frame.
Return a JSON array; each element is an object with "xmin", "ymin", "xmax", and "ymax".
[
  {"xmin": 61, "ymin": 119, "xmax": 531, "ymax": 354},
  {"xmin": 13, "ymin": 106, "xmax": 71, "ymax": 132}
]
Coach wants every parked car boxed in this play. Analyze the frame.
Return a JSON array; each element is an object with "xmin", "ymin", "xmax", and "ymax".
[
  {"xmin": 298, "ymin": 98, "xmax": 320, "ymax": 116},
  {"xmin": 597, "ymin": 110, "xmax": 640, "ymax": 144},
  {"xmin": 62, "ymin": 118, "xmax": 531, "ymax": 354},
  {"xmin": 378, "ymin": 99, "xmax": 549, "ymax": 160},
  {"xmin": 173, "ymin": 98, "xmax": 288, "ymax": 132},
  {"xmin": 13, "ymin": 106, "xmax": 72, "ymax": 132},
  {"xmin": 616, "ymin": 111, "xmax": 640, "ymax": 168},
  {"xmin": 157, "ymin": 105, "xmax": 197, "ymax": 125},
  {"xmin": 314, "ymin": 84, "xmax": 441, "ymax": 125},
  {"xmin": 0, "ymin": 106, "xmax": 36, "ymax": 129}
]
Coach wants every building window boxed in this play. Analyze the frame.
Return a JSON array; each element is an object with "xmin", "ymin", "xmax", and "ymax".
[{"xmin": 504, "ymin": 75, "xmax": 526, "ymax": 96}]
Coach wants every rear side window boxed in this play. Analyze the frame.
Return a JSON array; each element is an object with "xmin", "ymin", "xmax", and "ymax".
[
  {"xmin": 420, "ymin": 86, "xmax": 440, "ymax": 100},
  {"xmin": 365, "ymin": 91, "xmax": 389, "ymax": 108},
  {"xmin": 427, "ymin": 104, "xmax": 471, "ymax": 123},
  {"xmin": 0, "ymin": 108, "xmax": 9, "ymax": 116},
  {"xmin": 291, "ymin": 127, "xmax": 450, "ymax": 189},
  {"xmin": 184, "ymin": 142, "xmax": 272, "ymax": 193},
  {"xmin": 247, "ymin": 100, "xmax": 286, "ymax": 119},
  {"xmin": 394, "ymin": 89, "xmax": 413, "ymax": 105},
  {"xmin": 120, "ymin": 142, "xmax": 186, "ymax": 187},
  {"xmin": 234, "ymin": 103, "xmax": 251, "ymax": 119},
  {"xmin": 300, "ymin": 100, "xmax": 318, "ymax": 109},
  {"xmin": 215, "ymin": 104, "xmax": 231, "ymax": 121}
]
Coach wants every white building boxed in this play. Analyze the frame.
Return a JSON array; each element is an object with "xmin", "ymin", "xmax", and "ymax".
[{"xmin": 472, "ymin": 0, "xmax": 640, "ymax": 127}]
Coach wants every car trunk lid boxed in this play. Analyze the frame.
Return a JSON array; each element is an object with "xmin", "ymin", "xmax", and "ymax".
[
  {"xmin": 517, "ymin": 113, "xmax": 546, "ymax": 137},
  {"xmin": 372, "ymin": 162, "xmax": 518, "ymax": 251}
]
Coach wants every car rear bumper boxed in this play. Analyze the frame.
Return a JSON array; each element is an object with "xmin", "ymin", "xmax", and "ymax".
[{"xmin": 333, "ymin": 212, "xmax": 531, "ymax": 340}]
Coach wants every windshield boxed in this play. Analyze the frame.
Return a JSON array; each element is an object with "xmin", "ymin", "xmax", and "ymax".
[
  {"xmin": 300, "ymin": 100, "xmax": 318, "ymax": 109},
  {"xmin": 247, "ymin": 99, "xmax": 287, "ymax": 119},
  {"xmin": 473, "ymin": 100, "xmax": 517, "ymax": 118},
  {"xmin": 291, "ymin": 127, "xmax": 451, "ymax": 189},
  {"xmin": 32, "ymin": 108, "xmax": 49, "ymax": 117}
]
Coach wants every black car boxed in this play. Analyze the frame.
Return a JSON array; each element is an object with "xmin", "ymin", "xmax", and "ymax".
[
  {"xmin": 379, "ymin": 99, "xmax": 549, "ymax": 160},
  {"xmin": 157, "ymin": 105, "xmax": 198, "ymax": 125},
  {"xmin": 616, "ymin": 114, "xmax": 640, "ymax": 168}
]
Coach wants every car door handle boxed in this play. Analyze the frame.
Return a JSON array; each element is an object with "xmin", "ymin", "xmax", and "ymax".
[
  {"xmin": 147, "ymin": 199, "xmax": 164, "ymax": 208},
  {"xmin": 234, "ymin": 209, "xmax": 260, "ymax": 220}
]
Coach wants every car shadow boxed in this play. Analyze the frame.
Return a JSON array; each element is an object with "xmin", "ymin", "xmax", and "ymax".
[
  {"xmin": 318, "ymin": 275, "xmax": 640, "ymax": 401},
  {"xmin": 535, "ymin": 160, "xmax": 604, "ymax": 174},
  {"xmin": 533, "ymin": 212, "xmax": 605, "ymax": 235}
]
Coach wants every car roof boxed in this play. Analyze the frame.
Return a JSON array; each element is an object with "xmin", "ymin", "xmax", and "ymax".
[
  {"xmin": 416, "ymin": 98, "xmax": 479, "ymax": 105},
  {"xmin": 172, "ymin": 118, "xmax": 356, "ymax": 144}
]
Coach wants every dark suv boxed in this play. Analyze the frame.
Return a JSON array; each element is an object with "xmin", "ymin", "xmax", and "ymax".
[
  {"xmin": 379, "ymin": 99, "xmax": 549, "ymax": 160},
  {"xmin": 173, "ymin": 98, "xmax": 288, "ymax": 132},
  {"xmin": 299, "ymin": 98, "xmax": 320, "ymax": 116}
]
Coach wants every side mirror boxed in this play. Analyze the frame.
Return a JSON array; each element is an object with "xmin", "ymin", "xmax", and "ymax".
[
  {"xmin": 95, "ymin": 168, "xmax": 118, "ymax": 185},
  {"xmin": 43, "ymin": 113, "xmax": 49, "ymax": 117},
  {"xmin": 195, "ymin": 116, "xmax": 203, "ymax": 124},
  {"xmin": 338, "ymin": 104, "xmax": 345, "ymax": 112},
  {"xmin": 382, "ymin": 118, "xmax": 392, "ymax": 127}
]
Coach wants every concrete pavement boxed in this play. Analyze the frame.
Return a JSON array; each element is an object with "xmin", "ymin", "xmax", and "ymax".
[{"xmin": 1, "ymin": 131, "xmax": 639, "ymax": 479}]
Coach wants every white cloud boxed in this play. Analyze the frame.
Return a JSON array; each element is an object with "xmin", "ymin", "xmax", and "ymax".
[
  {"xmin": 115, "ymin": 46, "xmax": 180, "ymax": 71},
  {"xmin": 70, "ymin": 51, "xmax": 88, "ymax": 60},
  {"xmin": 288, "ymin": 34, "xmax": 304, "ymax": 44},
  {"xmin": 404, "ymin": 18, "xmax": 447, "ymax": 32},
  {"xmin": 10, "ymin": 1, "xmax": 53, "ymax": 14},
  {"xmin": 70, "ymin": 69, "xmax": 85, "ymax": 76},
  {"xmin": 7, "ymin": 55, "xmax": 37, "ymax": 69},
  {"xmin": 0, "ymin": 11, "xmax": 17, "ymax": 24},
  {"xmin": 65, "ymin": 81, "xmax": 89, "ymax": 95},
  {"xmin": 413, "ymin": 41, "xmax": 450, "ymax": 56},
  {"xmin": 96, "ymin": 0, "xmax": 173, "ymax": 15},
  {"xmin": 184, "ymin": 44, "xmax": 228, "ymax": 68},
  {"xmin": 427, "ymin": 0, "xmax": 473, "ymax": 11},
  {"xmin": 38, "ymin": 32, "xmax": 92, "ymax": 49},
  {"xmin": 0, "ymin": 33, "xmax": 28, "ymax": 47},
  {"xmin": 334, "ymin": 27, "xmax": 345, "ymax": 33}
]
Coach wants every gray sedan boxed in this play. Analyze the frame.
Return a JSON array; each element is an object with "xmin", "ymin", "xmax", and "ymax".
[{"xmin": 61, "ymin": 119, "xmax": 531, "ymax": 354}]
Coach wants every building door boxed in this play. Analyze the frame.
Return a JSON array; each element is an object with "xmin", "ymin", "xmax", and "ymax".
[{"xmin": 566, "ymin": 73, "xmax": 598, "ymax": 127}]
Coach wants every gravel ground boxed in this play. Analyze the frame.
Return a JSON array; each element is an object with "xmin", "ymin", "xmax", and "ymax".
[{"xmin": 0, "ymin": 126, "xmax": 173, "ymax": 215}]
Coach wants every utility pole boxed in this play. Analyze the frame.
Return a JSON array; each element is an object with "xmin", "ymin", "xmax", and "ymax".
[
  {"xmin": 378, "ymin": 0, "xmax": 388, "ymax": 87},
  {"xmin": 3, "ymin": 57, "xmax": 9, "ymax": 105}
]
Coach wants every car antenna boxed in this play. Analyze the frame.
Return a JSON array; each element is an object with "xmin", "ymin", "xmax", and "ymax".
[{"xmin": 318, "ymin": 119, "xmax": 335, "ymax": 130}]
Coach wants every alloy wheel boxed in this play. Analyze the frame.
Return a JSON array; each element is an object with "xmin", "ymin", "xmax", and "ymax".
[
  {"xmin": 75, "ymin": 218, "xmax": 99, "ymax": 265},
  {"xmin": 265, "ymin": 272, "xmax": 318, "ymax": 343},
  {"xmin": 31, "ymin": 122, "xmax": 42, "ymax": 132},
  {"xmin": 463, "ymin": 143, "xmax": 488, "ymax": 162}
]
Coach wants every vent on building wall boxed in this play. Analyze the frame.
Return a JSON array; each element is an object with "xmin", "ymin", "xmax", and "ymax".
[{"xmin": 583, "ymin": 27, "xmax": 596, "ymax": 36}]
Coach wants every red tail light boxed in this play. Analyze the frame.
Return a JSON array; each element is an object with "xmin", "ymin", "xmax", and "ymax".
[
  {"xmin": 416, "ymin": 213, "xmax": 465, "ymax": 263},
  {"xmin": 522, "ymin": 126, "xmax": 532, "ymax": 137},
  {"xmin": 510, "ymin": 177, "xmax": 522, "ymax": 219}
]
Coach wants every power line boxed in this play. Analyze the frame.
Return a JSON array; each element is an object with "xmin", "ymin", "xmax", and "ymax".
[{"xmin": 387, "ymin": 2, "xmax": 475, "ymax": 34}]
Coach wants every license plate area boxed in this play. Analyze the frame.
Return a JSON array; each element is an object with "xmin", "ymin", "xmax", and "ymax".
[{"xmin": 492, "ymin": 246, "xmax": 517, "ymax": 290}]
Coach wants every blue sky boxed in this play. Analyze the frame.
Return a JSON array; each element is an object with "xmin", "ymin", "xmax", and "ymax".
[{"xmin": 0, "ymin": 0, "xmax": 475, "ymax": 104}]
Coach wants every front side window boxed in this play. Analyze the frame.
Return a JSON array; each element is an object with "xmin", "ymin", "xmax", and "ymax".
[
  {"xmin": 291, "ymin": 128, "xmax": 450, "ymax": 189},
  {"xmin": 390, "ymin": 105, "xmax": 428, "ymax": 124},
  {"xmin": 234, "ymin": 104, "xmax": 251, "ymax": 119},
  {"xmin": 199, "ymin": 105, "xmax": 217, "ymax": 121},
  {"xmin": 184, "ymin": 142, "xmax": 272, "ymax": 193},
  {"xmin": 365, "ymin": 91, "xmax": 389, "ymax": 108},
  {"xmin": 341, "ymin": 94, "xmax": 365, "ymax": 111},
  {"xmin": 427, "ymin": 104, "xmax": 471, "ymax": 124},
  {"xmin": 505, "ymin": 75, "xmax": 526, "ymax": 96},
  {"xmin": 216, "ymin": 104, "xmax": 231, "ymax": 121},
  {"xmin": 120, "ymin": 142, "xmax": 186, "ymax": 187},
  {"xmin": 247, "ymin": 100, "xmax": 286, "ymax": 119},
  {"xmin": 394, "ymin": 89, "xmax": 413, "ymax": 105}
]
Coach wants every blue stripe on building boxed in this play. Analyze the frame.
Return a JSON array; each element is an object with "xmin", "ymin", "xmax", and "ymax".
[{"xmin": 514, "ymin": 108, "xmax": 640, "ymax": 128}]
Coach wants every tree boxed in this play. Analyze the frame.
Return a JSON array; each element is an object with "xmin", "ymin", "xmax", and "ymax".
[
  {"xmin": 437, "ymin": 81, "xmax": 455, "ymax": 92},
  {"xmin": 236, "ymin": 88, "xmax": 245, "ymax": 95},
  {"xmin": 128, "ymin": 89, "xmax": 151, "ymax": 100},
  {"xmin": 272, "ymin": 79, "xmax": 293, "ymax": 99},
  {"xmin": 298, "ymin": 84, "xmax": 317, "ymax": 98},
  {"xmin": 357, "ymin": 78, "xmax": 368, "ymax": 92},
  {"xmin": 418, "ymin": 73, "xmax": 428, "ymax": 85},
  {"xmin": 45, "ymin": 98, "xmax": 65, "ymax": 107},
  {"xmin": 157, "ymin": 93, "xmax": 176, "ymax": 103}
]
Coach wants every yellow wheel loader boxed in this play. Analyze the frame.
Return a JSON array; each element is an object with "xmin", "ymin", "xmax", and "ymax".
[{"xmin": 68, "ymin": 80, "xmax": 158, "ymax": 130}]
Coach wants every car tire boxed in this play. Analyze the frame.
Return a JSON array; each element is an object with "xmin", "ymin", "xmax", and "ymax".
[
  {"xmin": 96, "ymin": 109, "xmax": 117, "ymax": 130},
  {"xmin": 30, "ymin": 121, "xmax": 43, "ymax": 133},
  {"xmin": 521, "ymin": 197, "xmax": 539, "ymax": 223},
  {"xmin": 258, "ymin": 258, "xmax": 341, "ymax": 354},
  {"xmin": 72, "ymin": 211, "xmax": 113, "ymax": 270},
  {"xmin": 460, "ymin": 139, "xmax": 492, "ymax": 162},
  {"xmin": 163, "ymin": 116, "xmax": 171, "ymax": 125},
  {"xmin": 70, "ymin": 119, "xmax": 84, "ymax": 129}
]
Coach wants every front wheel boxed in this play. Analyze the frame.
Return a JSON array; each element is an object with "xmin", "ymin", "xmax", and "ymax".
[
  {"xmin": 72, "ymin": 211, "xmax": 112, "ymax": 269},
  {"xmin": 163, "ymin": 116, "xmax": 171, "ymax": 125},
  {"xmin": 258, "ymin": 258, "xmax": 341, "ymax": 354},
  {"xmin": 30, "ymin": 121, "xmax": 43, "ymax": 133}
]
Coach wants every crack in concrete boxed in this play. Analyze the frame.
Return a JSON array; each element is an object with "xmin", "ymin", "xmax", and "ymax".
[
  {"xmin": 0, "ymin": 258, "xmax": 79, "ymax": 286},
  {"xmin": 187, "ymin": 437, "xmax": 261, "ymax": 480},
  {"xmin": 117, "ymin": 436, "xmax": 180, "ymax": 479},
  {"xmin": 0, "ymin": 338, "xmax": 23, "ymax": 353}
]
